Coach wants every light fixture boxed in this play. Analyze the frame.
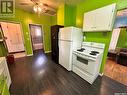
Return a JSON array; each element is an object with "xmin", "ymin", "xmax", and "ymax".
[
  {"xmin": 33, "ymin": 4, "xmax": 48, "ymax": 15},
  {"xmin": 33, "ymin": 4, "xmax": 42, "ymax": 14}
]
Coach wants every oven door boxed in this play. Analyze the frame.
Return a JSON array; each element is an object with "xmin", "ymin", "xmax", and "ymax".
[{"xmin": 73, "ymin": 54, "xmax": 98, "ymax": 75}]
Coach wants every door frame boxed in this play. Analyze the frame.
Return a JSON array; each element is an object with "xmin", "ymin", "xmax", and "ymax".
[
  {"xmin": 0, "ymin": 21, "xmax": 27, "ymax": 56},
  {"xmin": 28, "ymin": 23, "xmax": 45, "ymax": 52}
]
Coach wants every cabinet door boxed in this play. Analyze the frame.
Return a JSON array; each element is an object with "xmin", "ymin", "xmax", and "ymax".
[
  {"xmin": 94, "ymin": 5, "xmax": 115, "ymax": 31},
  {"xmin": 83, "ymin": 11, "xmax": 95, "ymax": 31},
  {"xmin": 83, "ymin": 3, "xmax": 116, "ymax": 32}
]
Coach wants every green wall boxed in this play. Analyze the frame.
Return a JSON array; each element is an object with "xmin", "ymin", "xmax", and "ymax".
[
  {"xmin": 76, "ymin": 0, "xmax": 127, "ymax": 73},
  {"xmin": 64, "ymin": 5, "xmax": 76, "ymax": 26},
  {"xmin": 0, "ymin": 8, "xmax": 52, "ymax": 56},
  {"xmin": 117, "ymin": 28, "xmax": 127, "ymax": 48},
  {"xmin": 0, "ymin": 43, "xmax": 7, "ymax": 56},
  {"xmin": 57, "ymin": 4, "xmax": 76, "ymax": 26},
  {"xmin": 51, "ymin": 15, "xmax": 57, "ymax": 25}
]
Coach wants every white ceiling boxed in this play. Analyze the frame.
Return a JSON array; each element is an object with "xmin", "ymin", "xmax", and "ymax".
[{"xmin": 16, "ymin": 0, "xmax": 84, "ymax": 15}]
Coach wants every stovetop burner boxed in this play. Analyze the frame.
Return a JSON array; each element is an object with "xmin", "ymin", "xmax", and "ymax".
[
  {"xmin": 77, "ymin": 48, "xmax": 85, "ymax": 52},
  {"xmin": 91, "ymin": 51, "xmax": 99, "ymax": 54},
  {"xmin": 89, "ymin": 53, "xmax": 97, "ymax": 56}
]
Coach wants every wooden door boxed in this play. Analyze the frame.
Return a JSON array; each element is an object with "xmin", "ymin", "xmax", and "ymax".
[{"xmin": 1, "ymin": 22, "xmax": 25, "ymax": 53}]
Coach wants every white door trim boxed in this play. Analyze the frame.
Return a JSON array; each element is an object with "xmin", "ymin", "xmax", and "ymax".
[
  {"xmin": 28, "ymin": 23, "xmax": 45, "ymax": 53},
  {"xmin": 0, "ymin": 21, "xmax": 27, "ymax": 56}
]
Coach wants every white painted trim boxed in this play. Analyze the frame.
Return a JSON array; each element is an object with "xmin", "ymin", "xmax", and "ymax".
[
  {"xmin": 27, "ymin": 24, "xmax": 34, "ymax": 56},
  {"xmin": 27, "ymin": 54, "xmax": 33, "ymax": 56},
  {"xmin": 99, "ymin": 73, "xmax": 104, "ymax": 76},
  {"xmin": 45, "ymin": 51, "xmax": 51, "ymax": 53},
  {"xmin": 29, "ymin": 23, "xmax": 45, "ymax": 53}
]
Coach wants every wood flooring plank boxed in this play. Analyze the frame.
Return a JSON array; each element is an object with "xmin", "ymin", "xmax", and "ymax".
[{"xmin": 8, "ymin": 50, "xmax": 127, "ymax": 95}]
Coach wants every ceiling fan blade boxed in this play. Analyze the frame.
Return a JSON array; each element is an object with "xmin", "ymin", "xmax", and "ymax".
[
  {"xmin": 43, "ymin": 3, "xmax": 56, "ymax": 10},
  {"xmin": 31, "ymin": 0, "xmax": 39, "ymax": 4},
  {"xmin": 44, "ymin": 9, "xmax": 56, "ymax": 16},
  {"xmin": 19, "ymin": 2, "xmax": 30, "ymax": 5}
]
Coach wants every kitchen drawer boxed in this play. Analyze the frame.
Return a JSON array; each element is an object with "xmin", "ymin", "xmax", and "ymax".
[
  {"xmin": 73, "ymin": 56, "xmax": 99, "ymax": 75},
  {"xmin": 72, "ymin": 65, "xmax": 94, "ymax": 84}
]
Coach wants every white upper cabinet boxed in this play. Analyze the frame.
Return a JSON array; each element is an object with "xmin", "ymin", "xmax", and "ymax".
[
  {"xmin": 83, "ymin": 11, "xmax": 95, "ymax": 31},
  {"xmin": 83, "ymin": 3, "xmax": 117, "ymax": 32}
]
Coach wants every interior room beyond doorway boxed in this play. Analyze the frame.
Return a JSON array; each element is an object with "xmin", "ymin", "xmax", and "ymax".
[
  {"xmin": 29, "ymin": 24, "xmax": 44, "ymax": 53},
  {"xmin": 104, "ymin": 9, "xmax": 127, "ymax": 86}
]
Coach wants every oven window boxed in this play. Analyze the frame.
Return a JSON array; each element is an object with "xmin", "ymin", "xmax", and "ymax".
[{"xmin": 77, "ymin": 57, "xmax": 88, "ymax": 65}]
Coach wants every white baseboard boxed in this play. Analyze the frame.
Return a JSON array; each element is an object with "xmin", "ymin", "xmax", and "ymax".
[
  {"xmin": 99, "ymin": 73, "xmax": 104, "ymax": 76},
  {"xmin": 45, "ymin": 51, "xmax": 51, "ymax": 53},
  {"xmin": 99, "ymin": 73, "xmax": 104, "ymax": 77},
  {"xmin": 27, "ymin": 54, "xmax": 33, "ymax": 56}
]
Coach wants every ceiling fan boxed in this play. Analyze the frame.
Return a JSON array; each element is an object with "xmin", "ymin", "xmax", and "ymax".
[{"xmin": 19, "ymin": 0, "xmax": 56, "ymax": 16}]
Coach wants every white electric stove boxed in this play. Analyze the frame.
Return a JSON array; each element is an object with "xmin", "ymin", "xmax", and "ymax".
[{"xmin": 72, "ymin": 42, "xmax": 105, "ymax": 84}]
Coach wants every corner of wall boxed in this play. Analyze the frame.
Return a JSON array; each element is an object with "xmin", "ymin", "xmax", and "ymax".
[{"xmin": 57, "ymin": 4, "xmax": 65, "ymax": 25}]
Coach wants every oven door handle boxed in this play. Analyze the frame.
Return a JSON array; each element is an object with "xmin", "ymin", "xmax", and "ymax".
[{"xmin": 74, "ymin": 53, "xmax": 96, "ymax": 62}]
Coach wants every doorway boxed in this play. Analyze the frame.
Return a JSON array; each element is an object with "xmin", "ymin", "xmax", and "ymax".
[
  {"xmin": 0, "ymin": 22, "xmax": 26, "ymax": 58},
  {"xmin": 104, "ymin": 9, "xmax": 127, "ymax": 85},
  {"xmin": 29, "ymin": 24, "xmax": 44, "ymax": 52}
]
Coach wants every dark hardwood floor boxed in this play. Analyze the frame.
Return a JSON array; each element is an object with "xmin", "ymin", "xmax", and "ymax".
[{"xmin": 8, "ymin": 50, "xmax": 127, "ymax": 95}]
